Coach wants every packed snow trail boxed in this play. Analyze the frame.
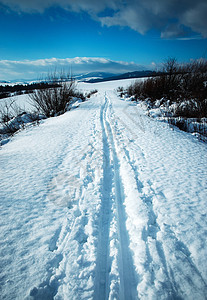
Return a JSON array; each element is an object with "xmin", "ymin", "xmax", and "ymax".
[
  {"xmin": 102, "ymin": 95, "xmax": 137, "ymax": 300},
  {"xmin": 94, "ymin": 95, "xmax": 137, "ymax": 300},
  {"xmin": 93, "ymin": 96, "xmax": 113, "ymax": 299},
  {"xmin": 0, "ymin": 80, "xmax": 207, "ymax": 300}
]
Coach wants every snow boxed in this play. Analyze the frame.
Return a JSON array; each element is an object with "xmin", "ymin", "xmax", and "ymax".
[
  {"xmin": 0, "ymin": 80, "xmax": 207, "ymax": 300},
  {"xmin": 135, "ymin": 98, "xmax": 207, "ymax": 140},
  {"xmin": 0, "ymin": 94, "xmax": 35, "ymax": 112}
]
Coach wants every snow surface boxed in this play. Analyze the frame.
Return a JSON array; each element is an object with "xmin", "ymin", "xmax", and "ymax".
[
  {"xmin": 0, "ymin": 94, "xmax": 35, "ymax": 112},
  {"xmin": 0, "ymin": 79, "xmax": 207, "ymax": 300},
  {"xmin": 134, "ymin": 98, "xmax": 207, "ymax": 140}
]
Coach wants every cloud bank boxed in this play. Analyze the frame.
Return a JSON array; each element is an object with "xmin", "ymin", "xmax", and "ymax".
[
  {"xmin": 1, "ymin": 0, "xmax": 207, "ymax": 38},
  {"xmin": 0, "ymin": 57, "xmax": 147, "ymax": 80}
]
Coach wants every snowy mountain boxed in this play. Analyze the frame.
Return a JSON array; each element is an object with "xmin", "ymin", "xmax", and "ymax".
[
  {"xmin": 86, "ymin": 70, "xmax": 155, "ymax": 83},
  {"xmin": 75, "ymin": 72, "xmax": 117, "ymax": 82},
  {"xmin": 0, "ymin": 79, "xmax": 207, "ymax": 299},
  {"xmin": 0, "ymin": 71, "xmax": 152, "ymax": 86}
]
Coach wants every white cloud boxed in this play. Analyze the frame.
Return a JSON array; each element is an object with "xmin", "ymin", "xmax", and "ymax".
[
  {"xmin": 0, "ymin": 0, "xmax": 119, "ymax": 13},
  {"xmin": 1, "ymin": 0, "xmax": 207, "ymax": 38},
  {"xmin": 161, "ymin": 23, "xmax": 188, "ymax": 39},
  {"xmin": 99, "ymin": 0, "xmax": 207, "ymax": 38},
  {"xmin": 0, "ymin": 57, "xmax": 147, "ymax": 80},
  {"xmin": 181, "ymin": 2, "xmax": 207, "ymax": 38}
]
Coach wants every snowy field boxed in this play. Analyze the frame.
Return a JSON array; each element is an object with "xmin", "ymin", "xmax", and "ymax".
[{"xmin": 0, "ymin": 79, "xmax": 207, "ymax": 299}]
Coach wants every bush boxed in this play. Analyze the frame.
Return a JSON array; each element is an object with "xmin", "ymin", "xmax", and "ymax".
[
  {"xmin": 29, "ymin": 72, "xmax": 77, "ymax": 117},
  {"xmin": 174, "ymin": 99, "xmax": 207, "ymax": 118},
  {"xmin": 86, "ymin": 89, "xmax": 98, "ymax": 98},
  {"xmin": 0, "ymin": 99, "xmax": 18, "ymax": 133},
  {"xmin": 0, "ymin": 98, "xmax": 30, "ymax": 134},
  {"xmin": 126, "ymin": 58, "xmax": 207, "ymax": 117}
]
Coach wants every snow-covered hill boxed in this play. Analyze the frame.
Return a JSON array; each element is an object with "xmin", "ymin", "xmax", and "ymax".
[{"xmin": 0, "ymin": 80, "xmax": 207, "ymax": 299}]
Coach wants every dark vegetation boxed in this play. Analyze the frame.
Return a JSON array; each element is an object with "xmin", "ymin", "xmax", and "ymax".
[
  {"xmin": 29, "ymin": 73, "xmax": 78, "ymax": 117},
  {"xmin": 29, "ymin": 73, "xmax": 98, "ymax": 117},
  {"xmin": 126, "ymin": 58, "xmax": 207, "ymax": 118},
  {"xmin": 0, "ymin": 82, "xmax": 60, "ymax": 99},
  {"xmin": 86, "ymin": 89, "xmax": 98, "ymax": 98},
  {"xmin": 0, "ymin": 98, "xmax": 43, "ymax": 136}
]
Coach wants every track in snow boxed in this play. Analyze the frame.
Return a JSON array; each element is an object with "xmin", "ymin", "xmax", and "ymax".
[{"xmin": 94, "ymin": 94, "xmax": 137, "ymax": 300}]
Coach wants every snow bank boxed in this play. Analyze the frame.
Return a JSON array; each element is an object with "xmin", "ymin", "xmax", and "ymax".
[{"xmin": 135, "ymin": 98, "xmax": 207, "ymax": 141}]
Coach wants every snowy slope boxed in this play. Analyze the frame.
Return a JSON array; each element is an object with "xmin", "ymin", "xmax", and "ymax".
[{"xmin": 0, "ymin": 80, "xmax": 207, "ymax": 300}]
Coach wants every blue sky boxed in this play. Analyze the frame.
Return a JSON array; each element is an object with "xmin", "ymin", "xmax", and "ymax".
[{"xmin": 0, "ymin": 0, "xmax": 207, "ymax": 80}]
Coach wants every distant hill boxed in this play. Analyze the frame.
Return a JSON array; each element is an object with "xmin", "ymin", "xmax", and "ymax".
[
  {"xmin": 75, "ymin": 72, "xmax": 117, "ymax": 82},
  {"xmin": 0, "ymin": 70, "xmax": 156, "ymax": 87},
  {"xmin": 85, "ymin": 70, "xmax": 156, "ymax": 83}
]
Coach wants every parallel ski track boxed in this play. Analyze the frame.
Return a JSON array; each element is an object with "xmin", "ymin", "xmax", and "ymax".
[
  {"xmin": 94, "ymin": 94, "xmax": 137, "ymax": 300},
  {"xmin": 104, "ymin": 95, "xmax": 137, "ymax": 300},
  {"xmin": 94, "ymin": 95, "xmax": 113, "ymax": 300}
]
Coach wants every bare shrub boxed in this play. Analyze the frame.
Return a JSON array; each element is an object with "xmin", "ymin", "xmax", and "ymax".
[
  {"xmin": 117, "ymin": 86, "xmax": 124, "ymax": 97},
  {"xmin": 0, "ymin": 98, "xmax": 44, "ymax": 135},
  {"xmin": 86, "ymin": 89, "xmax": 98, "ymax": 98},
  {"xmin": 126, "ymin": 58, "xmax": 207, "ymax": 114},
  {"xmin": 174, "ymin": 99, "xmax": 207, "ymax": 118},
  {"xmin": 127, "ymin": 81, "xmax": 144, "ymax": 100},
  {"xmin": 179, "ymin": 59, "xmax": 207, "ymax": 101},
  {"xmin": 117, "ymin": 87, "xmax": 124, "ymax": 93},
  {"xmin": 0, "ymin": 98, "xmax": 20, "ymax": 134},
  {"xmin": 29, "ymin": 72, "xmax": 76, "ymax": 117}
]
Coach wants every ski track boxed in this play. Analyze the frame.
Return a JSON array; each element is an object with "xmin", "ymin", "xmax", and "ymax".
[
  {"xmin": 103, "ymin": 95, "xmax": 138, "ymax": 300},
  {"xmin": 94, "ymin": 94, "xmax": 138, "ymax": 300},
  {"xmin": 0, "ymin": 86, "xmax": 207, "ymax": 300},
  {"xmin": 93, "ymin": 95, "xmax": 113, "ymax": 299}
]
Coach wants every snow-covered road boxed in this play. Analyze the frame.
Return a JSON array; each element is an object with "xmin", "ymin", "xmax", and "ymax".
[{"xmin": 0, "ymin": 82, "xmax": 207, "ymax": 299}]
